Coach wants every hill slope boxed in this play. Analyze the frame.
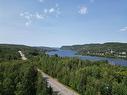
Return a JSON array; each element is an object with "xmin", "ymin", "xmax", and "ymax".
[
  {"xmin": 61, "ymin": 42, "xmax": 127, "ymax": 59},
  {"xmin": 0, "ymin": 44, "xmax": 40, "ymax": 61}
]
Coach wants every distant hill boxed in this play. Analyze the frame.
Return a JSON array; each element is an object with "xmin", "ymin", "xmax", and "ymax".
[
  {"xmin": 34, "ymin": 46, "xmax": 57, "ymax": 52},
  {"xmin": 61, "ymin": 42, "xmax": 127, "ymax": 59},
  {"xmin": 0, "ymin": 44, "xmax": 41, "ymax": 61}
]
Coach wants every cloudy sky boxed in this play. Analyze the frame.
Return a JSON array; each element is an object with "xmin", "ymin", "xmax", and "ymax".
[{"xmin": 0, "ymin": 0, "xmax": 127, "ymax": 47}]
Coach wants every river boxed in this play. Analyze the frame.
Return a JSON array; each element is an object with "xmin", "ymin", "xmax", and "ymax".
[{"xmin": 47, "ymin": 49, "xmax": 127, "ymax": 66}]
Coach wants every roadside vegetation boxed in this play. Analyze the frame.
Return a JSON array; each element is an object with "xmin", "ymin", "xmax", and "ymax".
[{"xmin": 36, "ymin": 54, "xmax": 127, "ymax": 95}]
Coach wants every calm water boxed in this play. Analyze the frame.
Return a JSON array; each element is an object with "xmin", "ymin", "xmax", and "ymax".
[{"xmin": 47, "ymin": 49, "xmax": 127, "ymax": 66}]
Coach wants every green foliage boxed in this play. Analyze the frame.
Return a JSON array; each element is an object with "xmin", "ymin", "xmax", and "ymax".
[
  {"xmin": 36, "ymin": 54, "xmax": 127, "ymax": 95},
  {"xmin": 1, "ymin": 44, "xmax": 127, "ymax": 95},
  {"xmin": 0, "ymin": 60, "xmax": 54, "ymax": 95},
  {"xmin": 0, "ymin": 44, "xmax": 41, "ymax": 62}
]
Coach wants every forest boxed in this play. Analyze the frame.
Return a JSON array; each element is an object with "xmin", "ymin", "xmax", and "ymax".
[
  {"xmin": 35, "ymin": 54, "xmax": 127, "ymax": 95},
  {"xmin": 61, "ymin": 42, "xmax": 127, "ymax": 59},
  {"xmin": 0, "ymin": 44, "xmax": 127, "ymax": 95},
  {"xmin": 0, "ymin": 61, "xmax": 55, "ymax": 95},
  {"xmin": 0, "ymin": 44, "xmax": 55, "ymax": 95},
  {"xmin": 0, "ymin": 44, "xmax": 41, "ymax": 62}
]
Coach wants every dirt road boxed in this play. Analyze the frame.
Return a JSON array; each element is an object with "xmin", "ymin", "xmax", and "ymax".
[
  {"xmin": 18, "ymin": 51, "xmax": 27, "ymax": 60},
  {"xmin": 18, "ymin": 51, "xmax": 79, "ymax": 95},
  {"xmin": 37, "ymin": 69, "xmax": 79, "ymax": 95}
]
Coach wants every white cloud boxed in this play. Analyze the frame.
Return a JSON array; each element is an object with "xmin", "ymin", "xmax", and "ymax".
[
  {"xmin": 20, "ymin": 4, "xmax": 61, "ymax": 26},
  {"xmin": 35, "ymin": 12, "xmax": 44, "ymax": 19},
  {"xmin": 79, "ymin": 6, "xmax": 88, "ymax": 15},
  {"xmin": 20, "ymin": 11, "xmax": 46, "ymax": 26},
  {"xmin": 20, "ymin": 12, "xmax": 33, "ymax": 26},
  {"xmin": 20, "ymin": 12, "xmax": 33, "ymax": 20},
  {"xmin": 44, "ymin": 5, "xmax": 61, "ymax": 17},
  {"xmin": 48, "ymin": 7, "xmax": 61, "ymax": 17},
  {"xmin": 120, "ymin": 27, "xmax": 127, "ymax": 32},
  {"xmin": 49, "ymin": 8, "xmax": 55, "ymax": 13}
]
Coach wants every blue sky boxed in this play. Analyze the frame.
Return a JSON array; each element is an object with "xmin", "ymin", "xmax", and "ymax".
[{"xmin": 0, "ymin": 0, "xmax": 127, "ymax": 47}]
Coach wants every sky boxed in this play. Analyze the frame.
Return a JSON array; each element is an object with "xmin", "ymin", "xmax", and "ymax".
[{"xmin": 0, "ymin": 0, "xmax": 127, "ymax": 47}]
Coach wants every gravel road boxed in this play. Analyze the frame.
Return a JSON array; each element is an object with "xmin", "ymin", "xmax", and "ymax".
[
  {"xmin": 18, "ymin": 51, "xmax": 27, "ymax": 60},
  {"xmin": 37, "ymin": 69, "xmax": 79, "ymax": 95},
  {"xmin": 18, "ymin": 51, "xmax": 79, "ymax": 95}
]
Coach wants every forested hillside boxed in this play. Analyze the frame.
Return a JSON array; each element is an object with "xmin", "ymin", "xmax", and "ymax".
[
  {"xmin": 0, "ymin": 44, "xmax": 55, "ymax": 95},
  {"xmin": 0, "ymin": 44, "xmax": 41, "ymax": 62},
  {"xmin": 0, "ymin": 61, "xmax": 54, "ymax": 95},
  {"xmin": 35, "ymin": 46, "xmax": 57, "ymax": 52},
  {"xmin": 61, "ymin": 42, "xmax": 127, "ymax": 59},
  {"xmin": 1, "ymin": 44, "xmax": 127, "ymax": 95},
  {"xmin": 36, "ymin": 54, "xmax": 127, "ymax": 95}
]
